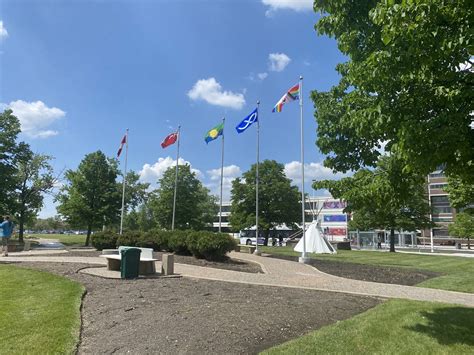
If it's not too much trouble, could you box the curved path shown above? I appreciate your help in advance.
[2,250,474,307]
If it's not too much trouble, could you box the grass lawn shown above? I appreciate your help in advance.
[0,264,84,354]
[260,247,474,293]
[25,233,88,246]
[262,299,474,355]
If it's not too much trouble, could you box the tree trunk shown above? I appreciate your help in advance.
[468,237,471,250]
[85,224,92,246]
[18,211,24,244]
[389,228,396,253]
[263,230,270,246]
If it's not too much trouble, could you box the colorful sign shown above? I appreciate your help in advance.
[323,201,346,209]
[327,228,346,236]
[323,215,347,222]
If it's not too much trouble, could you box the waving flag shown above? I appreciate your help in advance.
[117,134,127,158]
[161,131,178,148]
[272,83,300,112]
[235,108,258,134]
[205,122,224,144]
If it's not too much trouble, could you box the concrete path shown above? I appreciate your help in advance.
[2,251,474,308]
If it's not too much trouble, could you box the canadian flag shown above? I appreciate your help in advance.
[117,134,127,158]
[161,132,178,148]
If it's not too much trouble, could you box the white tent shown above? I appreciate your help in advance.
[294,221,337,254]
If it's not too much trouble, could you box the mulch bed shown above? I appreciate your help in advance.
[8,262,382,354]
[264,253,441,286]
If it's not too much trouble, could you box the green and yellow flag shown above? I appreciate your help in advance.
[205,122,224,144]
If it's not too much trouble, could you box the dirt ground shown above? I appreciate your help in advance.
[9,262,381,354]
[265,254,441,286]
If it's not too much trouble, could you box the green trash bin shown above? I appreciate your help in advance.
[121,248,141,279]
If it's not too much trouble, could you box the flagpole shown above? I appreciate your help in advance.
[219,118,225,233]
[299,76,309,263]
[254,101,261,255]
[172,126,180,231]
[119,129,129,235]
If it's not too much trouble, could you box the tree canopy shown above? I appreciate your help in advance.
[449,212,473,249]
[149,164,217,230]
[230,160,300,244]
[445,176,474,214]
[57,151,121,245]
[314,156,432,252]
[312,0,473,183]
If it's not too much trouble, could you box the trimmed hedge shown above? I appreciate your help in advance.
[91,229,236,260]
[91,231,119,251]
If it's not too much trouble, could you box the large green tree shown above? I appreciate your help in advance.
[449,212,474,249]
[312,0,473,182]
[0,109,29,214]
[13,150,55,242]
[445,176,474,214]
[315,156,432,252]
[230,160,300,245]
[121,171,150,211]
[150,164,217,230]
[57,151,121,245]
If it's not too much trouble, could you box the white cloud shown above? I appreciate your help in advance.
[139,156,202,187]
[206,164,242,201]
[284,161,351,186]
[257,72,268,80]
[268,53,291,72]
[7,100,65,139]
[187,77,245,110]
[0,21,8,40]
[262,0,313,17]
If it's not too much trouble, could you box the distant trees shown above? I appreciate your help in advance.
[449,213,474,249]
[315,156,432,252]
[230,160,300,245]
[149,164,217,230]
[57,151,121,246]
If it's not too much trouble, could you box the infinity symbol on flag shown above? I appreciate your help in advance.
[237,112,257,131]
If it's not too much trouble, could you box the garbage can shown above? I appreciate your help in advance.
[456,242,462,250]
[120,248,141,279]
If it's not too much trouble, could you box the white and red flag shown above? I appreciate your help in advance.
[117,134,127,157]
[161,131,178,148]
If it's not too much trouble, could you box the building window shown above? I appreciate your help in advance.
[432,216,453,222]
[433,229,449,237]
[429,184,448,190]
[429,172,445,178]
[432,207,452,214]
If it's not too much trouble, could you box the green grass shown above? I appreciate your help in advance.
[0,264,84,354]
[262,299,474,355]
[261,247,474,293]
[25,233,88,246]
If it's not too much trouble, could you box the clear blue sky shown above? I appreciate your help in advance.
[1,0,349,217]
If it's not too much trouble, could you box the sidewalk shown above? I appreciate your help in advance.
[2,251,474,308]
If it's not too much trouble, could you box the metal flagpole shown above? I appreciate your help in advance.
[119,129,129,235]
[299,76,308,263]
[254,101,261,255]
[219,118,225,233]
[172,126,180,231]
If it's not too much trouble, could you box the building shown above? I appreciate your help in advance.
[425,170,456,243]
[213,197,350,242]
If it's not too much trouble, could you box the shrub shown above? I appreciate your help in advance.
[137,229,170,251]
[187,231,236,260]
[91,231,119,251]
[167,230,191,255]
[116,231,142,247]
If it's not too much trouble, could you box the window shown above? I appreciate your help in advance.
[429,172,445,178]
[432,216,453,222]
[432,207,452,214]
[433,229,449,237]
[429,184,448,190]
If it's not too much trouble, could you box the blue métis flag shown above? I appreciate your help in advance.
[235,108,258,134]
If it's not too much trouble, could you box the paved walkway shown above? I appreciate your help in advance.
[2,251,474,308]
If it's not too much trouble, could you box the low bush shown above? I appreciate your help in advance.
[137,229,170,251]
[116,231,141,247]
[167,230,191,255]
[187,231,236,260]
[91,231,119,250]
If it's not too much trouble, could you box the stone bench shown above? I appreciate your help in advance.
[100,247,158,275]
[238,245,256,254]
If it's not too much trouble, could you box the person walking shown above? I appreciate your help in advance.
[0,216,14,256]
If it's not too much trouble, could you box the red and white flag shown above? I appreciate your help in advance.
[117,134,127,158]
[161,132,178,148]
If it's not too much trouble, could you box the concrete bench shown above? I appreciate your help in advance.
[100,246,158,275]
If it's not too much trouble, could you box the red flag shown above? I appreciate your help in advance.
[161,132,178,148]
[117,134,127,157]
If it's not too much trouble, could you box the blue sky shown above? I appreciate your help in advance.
[1,0,349,217]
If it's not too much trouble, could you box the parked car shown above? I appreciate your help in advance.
[239,236,265,246]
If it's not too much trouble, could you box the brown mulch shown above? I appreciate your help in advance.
[8,262,382,354]
[265,253,441,286]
